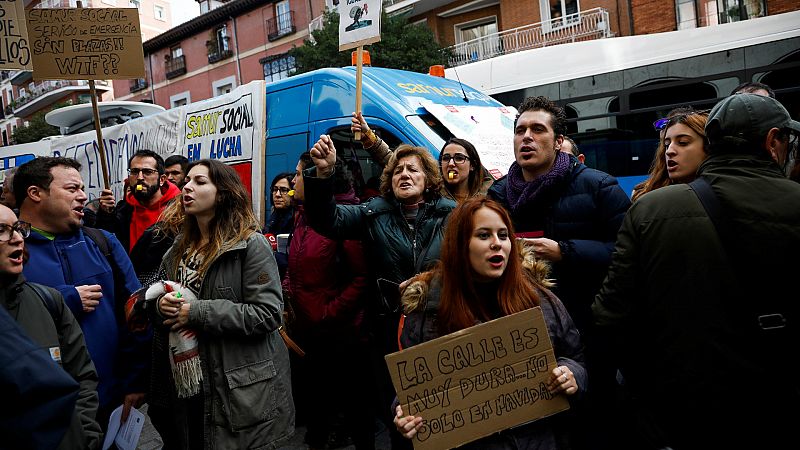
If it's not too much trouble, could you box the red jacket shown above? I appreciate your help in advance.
[282,190,369,342]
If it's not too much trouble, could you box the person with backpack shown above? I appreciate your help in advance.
[14,156,147,431]
[0,203,102,449]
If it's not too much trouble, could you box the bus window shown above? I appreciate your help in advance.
[327,125,404,200]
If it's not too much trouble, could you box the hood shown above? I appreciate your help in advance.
[126,180,181,210]
[400,243,553,314]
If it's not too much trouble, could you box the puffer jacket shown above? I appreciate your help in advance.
[399,245,586,450]
[1,275,102,450]
[152,232,294,450]
[303,170,456,312]
[488,159,630,332]
[592,153,800,447]
[282,189,369,343]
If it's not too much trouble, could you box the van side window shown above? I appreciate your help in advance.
[328,126,404,201]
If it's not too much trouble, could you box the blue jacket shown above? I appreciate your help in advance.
[488,161,630,332]
[23,228,145,407]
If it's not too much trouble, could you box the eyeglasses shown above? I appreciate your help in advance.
[653,109,711,131]
[0,220,31,242]
[441,153,471,164]
[128,168,159,177]
[271,186,291,195]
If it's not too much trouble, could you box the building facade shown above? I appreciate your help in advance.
[0,0,183,147]
[113,0,325,109]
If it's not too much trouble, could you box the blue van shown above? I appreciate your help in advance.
[265,66,509,203]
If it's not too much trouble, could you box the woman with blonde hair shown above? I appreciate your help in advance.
[147,159,294,449]
[632,108,710,201]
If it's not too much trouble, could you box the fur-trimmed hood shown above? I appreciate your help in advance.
[401,242,554,314]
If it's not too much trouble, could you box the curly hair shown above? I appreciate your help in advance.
[379,145,442,201]
[516,96,567,137]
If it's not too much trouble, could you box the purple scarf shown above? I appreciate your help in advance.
[505,151,573,215]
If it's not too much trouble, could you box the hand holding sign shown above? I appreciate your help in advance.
[310,135,337,179]
[394,404,423,439]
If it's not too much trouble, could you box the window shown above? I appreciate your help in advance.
[540,0,580,27]
[171,46,183,59]
[677,0,698,29]
[717,0,765,24]
[276,0,291,34]
[154,5,166,21]
[455,17,499,62]
[262,54,295,83]
[170,91,191,108]
[216,25,229,52]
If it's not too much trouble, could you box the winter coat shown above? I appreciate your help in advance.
[1,275,102,450]
[304,171,456,296]
[399,246,586,450]
[153,232,294,450]
[23,228,145,408]
[282,190,369,343]
[592,153,800,447]
[488,160,630,332]
[95,181,181,252]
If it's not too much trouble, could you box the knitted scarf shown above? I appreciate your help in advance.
[504,151,573,215]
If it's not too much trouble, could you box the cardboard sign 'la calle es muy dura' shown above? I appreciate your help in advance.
[385,307,570,450]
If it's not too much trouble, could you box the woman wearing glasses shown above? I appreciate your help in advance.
[352,113,492,203]
[267,172,295,279]
[632,108,710,201]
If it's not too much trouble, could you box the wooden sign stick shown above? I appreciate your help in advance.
[354,45,363,141]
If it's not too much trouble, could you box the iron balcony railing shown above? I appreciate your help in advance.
[446,7,612,67]
[267,10,296,41]
[165,55,187,79]
[13,80,108,110]
[130,78,148,92]
[208,36,233,64]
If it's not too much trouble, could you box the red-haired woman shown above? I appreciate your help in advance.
[395,197,586,449]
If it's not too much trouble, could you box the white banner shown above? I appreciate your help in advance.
[422,102,518,179]
[0,81,268,222]
[338,0,381,51]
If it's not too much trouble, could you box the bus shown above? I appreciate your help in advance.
[446,11,800,194]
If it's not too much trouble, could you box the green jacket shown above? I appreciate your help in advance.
[0,275,102,450]
[154,232,294,450]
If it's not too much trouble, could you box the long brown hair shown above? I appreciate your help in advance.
[632,108,709,201]
[435,197,540,334]
[440,138,483,200]
[160,159,259,277]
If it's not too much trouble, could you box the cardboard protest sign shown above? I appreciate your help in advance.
[385,307,569,450]
[0,0,31,69]
[26,7,144,79]
[423,102,517,179]
[338,0,381,51]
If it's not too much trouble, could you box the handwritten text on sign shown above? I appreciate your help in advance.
[26,8,144,79]
[0,0,31,69]
[385,308,569,450]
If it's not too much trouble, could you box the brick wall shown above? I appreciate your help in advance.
[631,0,676,35]
[768,0,800,15]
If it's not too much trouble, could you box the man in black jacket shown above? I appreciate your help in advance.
[0,204,102,449]
[593,94,800,448]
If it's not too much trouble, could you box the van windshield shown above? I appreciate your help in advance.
[407,114,449,152]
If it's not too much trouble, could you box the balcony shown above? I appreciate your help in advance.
[207,37,234,64]
[446,8,612,67]
[11,80,110,118]
[130,78,148,92]
[267,11,296,42]
[165,55,187,79]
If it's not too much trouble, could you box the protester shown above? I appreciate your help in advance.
[593,93,800,448]
[730,80,775,98]
[284,152,373,450]
[147,159,294,449]
[95,149,181,253]
[266,172,295,280]
[164,154,189,188]
[0,204,101,450]
[351,112,493,202]
[487,96,630,449]
[395,197,585,448]
[560,136,585,164]
[1,167,16,211]
[14,156,146,429]
[305,135,456,448]
[632,108,709,201]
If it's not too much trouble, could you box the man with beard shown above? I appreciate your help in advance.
[95,150,181,254]
[487,96,630,449]
[13,157,146,430]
